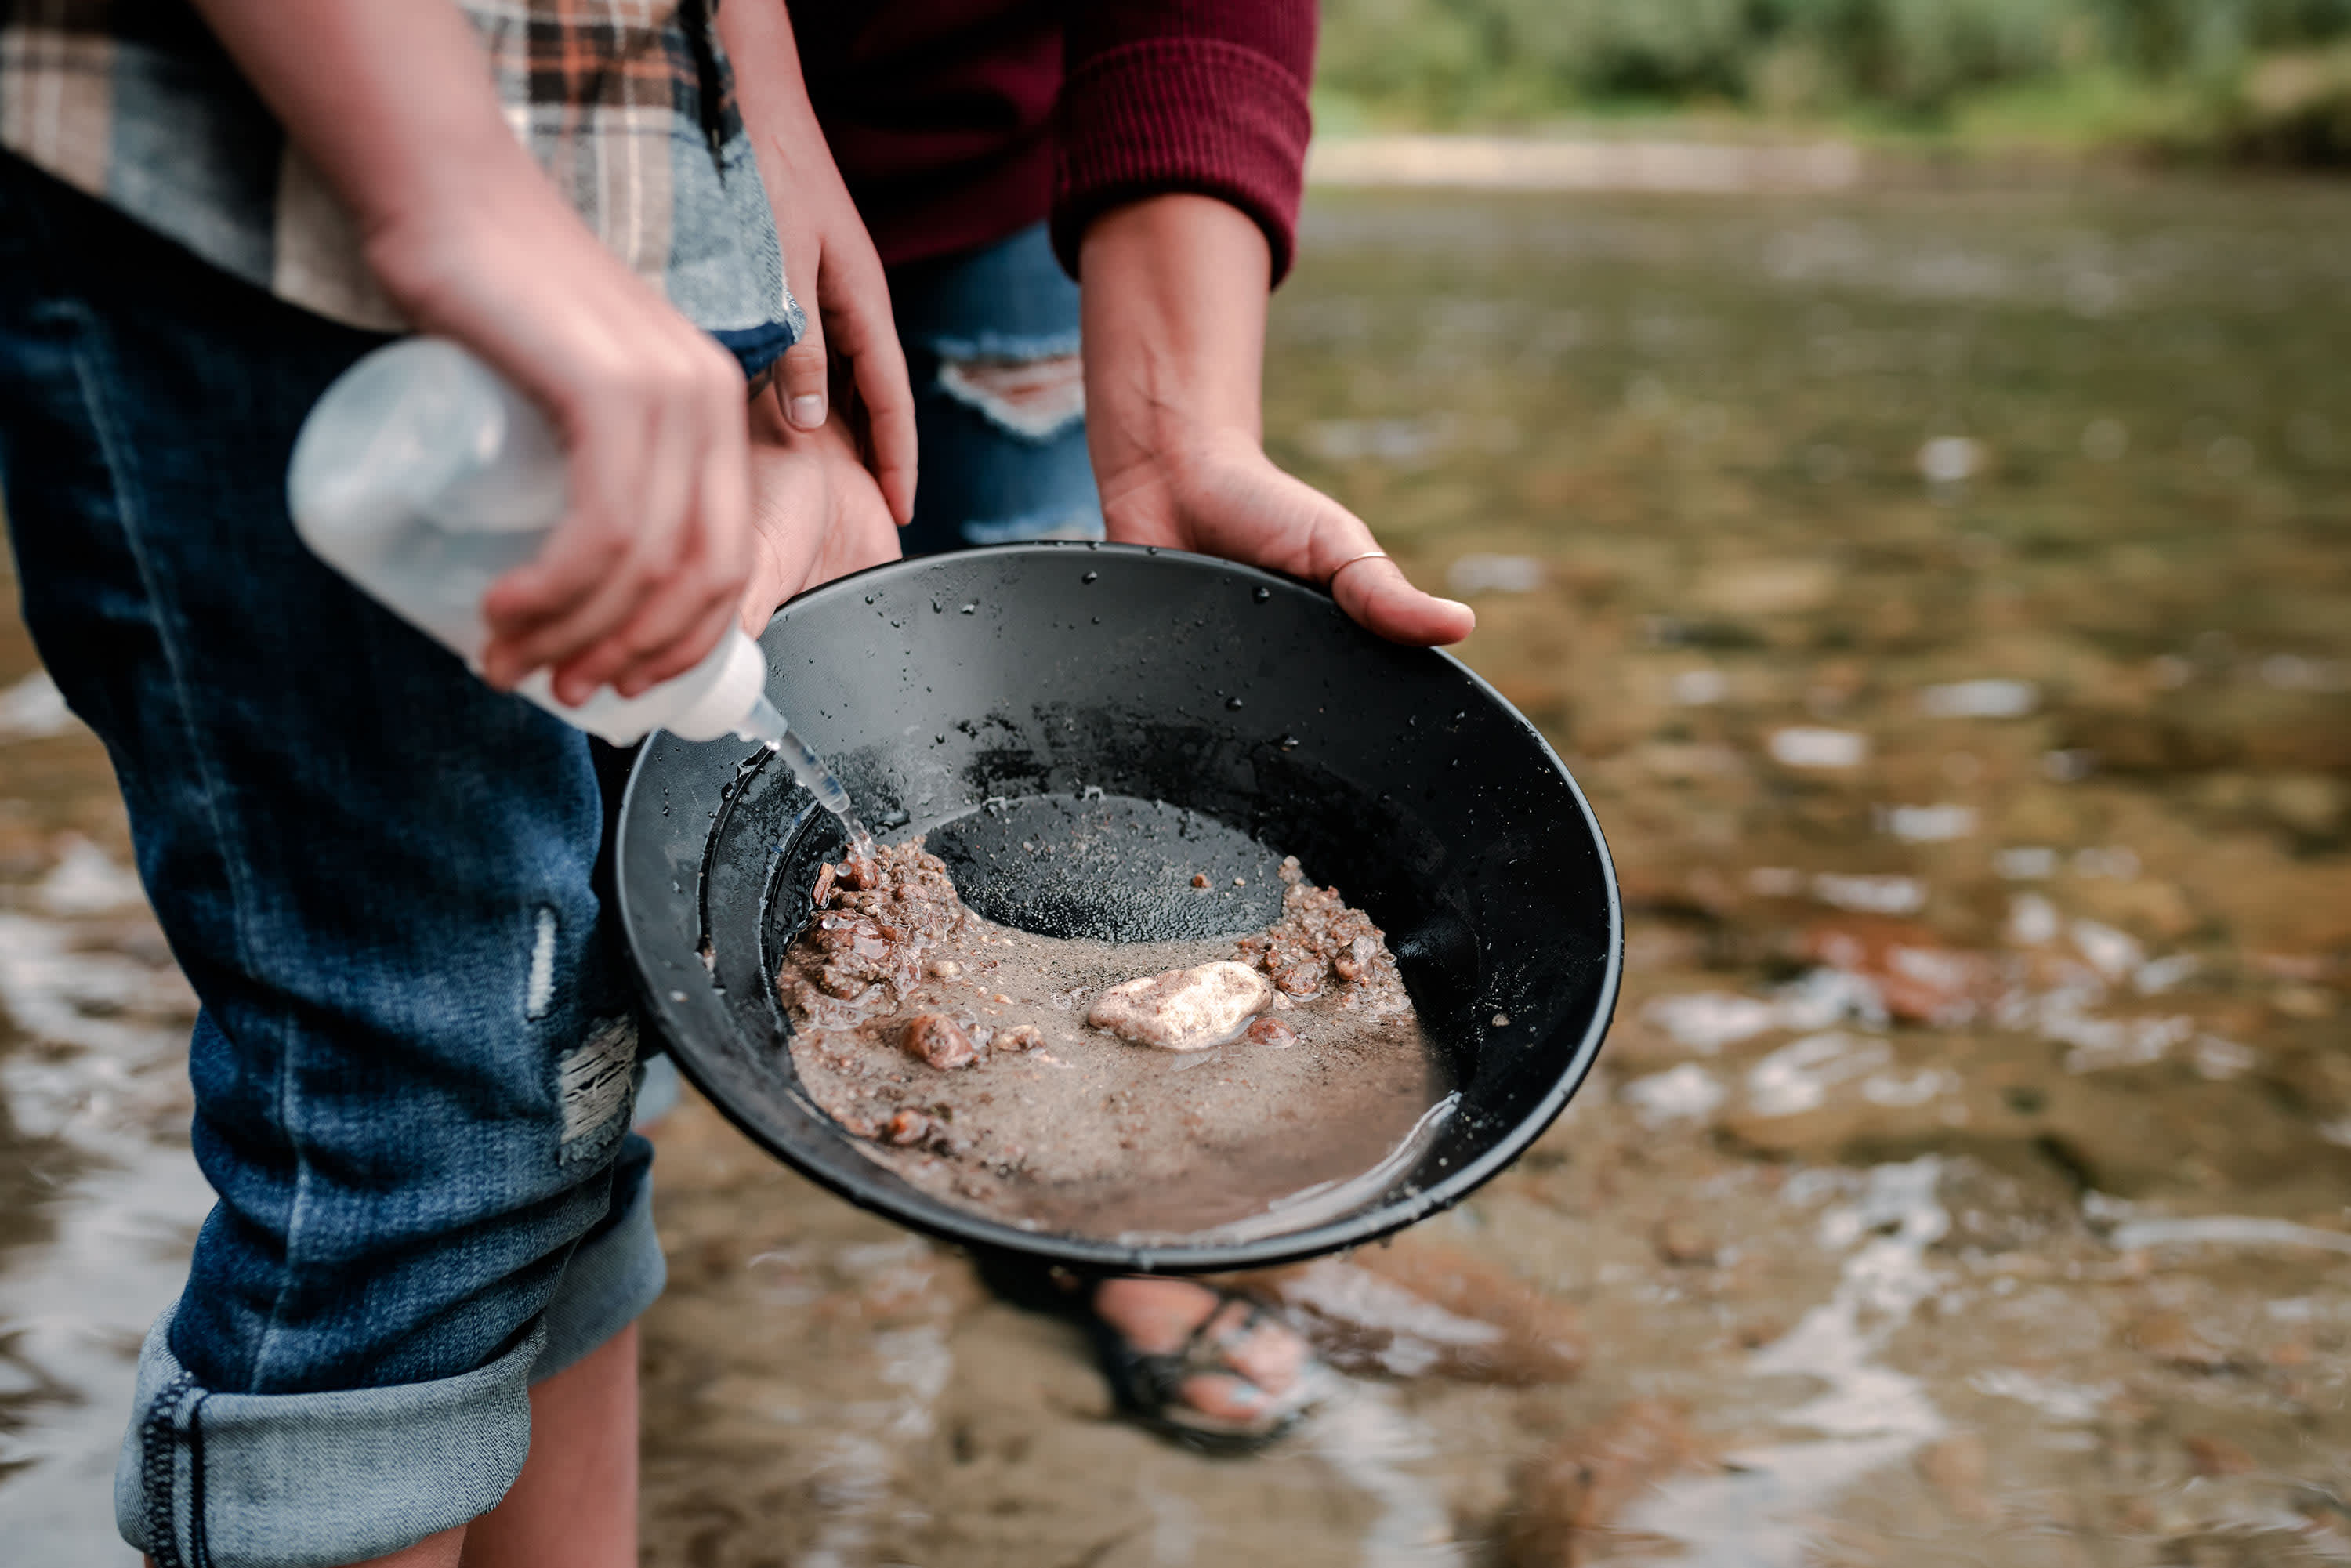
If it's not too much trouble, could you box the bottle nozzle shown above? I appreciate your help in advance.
[733,692,790,748]
[731,688,873,856]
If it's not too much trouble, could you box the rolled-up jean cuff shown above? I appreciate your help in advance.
[115,1175,665,1566]
[534,1164,667,1382]
[115,1307,544,1568]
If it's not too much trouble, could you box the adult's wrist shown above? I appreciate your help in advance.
[1078,194,1272,483]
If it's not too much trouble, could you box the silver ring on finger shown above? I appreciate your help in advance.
[1326,549,1389,589]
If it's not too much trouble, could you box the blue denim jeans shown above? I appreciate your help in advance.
[890,222,1104,556]
[0,156,686,1567]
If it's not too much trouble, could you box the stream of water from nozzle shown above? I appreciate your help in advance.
[735,693,876,860]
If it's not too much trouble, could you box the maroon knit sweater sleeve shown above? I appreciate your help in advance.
[1052,1,1317,284]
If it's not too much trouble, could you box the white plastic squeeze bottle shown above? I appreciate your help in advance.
[288,339,871,837]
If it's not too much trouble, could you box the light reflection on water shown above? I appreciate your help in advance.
[1625,1160,1950,1566]
[0,905,206,1564]
[2,172,2349,1564]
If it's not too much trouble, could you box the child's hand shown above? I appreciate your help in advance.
[364,181,758,704]
[736,388,904,634]
[190,0,766,707]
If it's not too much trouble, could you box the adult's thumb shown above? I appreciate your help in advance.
[777,317,828,430]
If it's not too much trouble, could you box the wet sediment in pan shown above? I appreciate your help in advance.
[776,841,1453,1241]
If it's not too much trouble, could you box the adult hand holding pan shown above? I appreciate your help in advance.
[616,542,1620,1273]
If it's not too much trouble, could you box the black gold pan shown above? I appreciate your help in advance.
[615,542,1620,1273]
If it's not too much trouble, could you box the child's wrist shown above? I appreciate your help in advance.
[356,155,588,317]
[354,140,542,244]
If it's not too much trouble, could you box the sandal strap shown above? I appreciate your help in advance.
[1174,1297,1274,1380]
[1089,1288,1317,1454]
[1104,1290,1275,1409]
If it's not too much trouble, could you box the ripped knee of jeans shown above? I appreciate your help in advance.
[557,1016,639,1163]
[936,351,1085,442]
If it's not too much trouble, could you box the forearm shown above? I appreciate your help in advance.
[1079,194,1271,487]
[712,0,918,516]
[714,0,827,212]
[1076,194,1474,645]
[187,0,563,241]
[191,0,764,702]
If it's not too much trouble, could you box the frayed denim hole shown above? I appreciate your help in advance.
[556,1016,639,1164]
[935,353,1086,444]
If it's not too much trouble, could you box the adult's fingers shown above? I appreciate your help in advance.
[1185,456,1476,649]
[820,260,918,526]
[734,399,831,632]
[1297,488,1475,647]
[806,453,906,588]
[777,311,829,432]
[736,400,909,635]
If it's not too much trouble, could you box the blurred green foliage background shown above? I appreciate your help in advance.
[1317,0,2351,162]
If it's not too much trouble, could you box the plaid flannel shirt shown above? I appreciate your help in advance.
[0,0,799,359]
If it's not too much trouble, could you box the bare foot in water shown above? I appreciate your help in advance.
[1092,1275,1313,1436]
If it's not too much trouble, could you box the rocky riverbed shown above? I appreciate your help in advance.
[2,174,2347,1564]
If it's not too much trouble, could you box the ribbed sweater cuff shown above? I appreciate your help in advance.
[1051,37,1313,285]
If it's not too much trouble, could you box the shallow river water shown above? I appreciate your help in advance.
[2,172,2347,1564]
